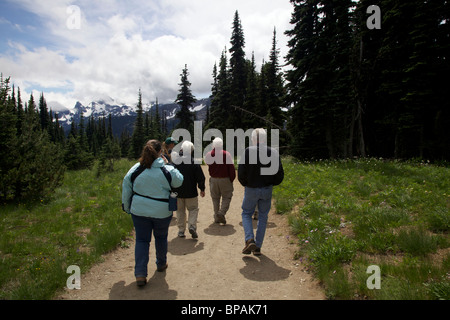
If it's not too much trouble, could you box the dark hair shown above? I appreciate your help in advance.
[139,140,162,168]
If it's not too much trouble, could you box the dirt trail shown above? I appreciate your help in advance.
[57,166,324,300]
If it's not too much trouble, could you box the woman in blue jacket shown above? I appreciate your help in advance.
[122,140,183,287]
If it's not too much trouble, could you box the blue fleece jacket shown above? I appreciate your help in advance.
[122,158,184,219]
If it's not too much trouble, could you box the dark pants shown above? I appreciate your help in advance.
[131,214,172,277]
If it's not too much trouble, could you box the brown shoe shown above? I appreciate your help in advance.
[242,239,257,254]
[136,277,147,287]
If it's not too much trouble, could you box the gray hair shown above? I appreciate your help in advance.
[181,140,194,155]
[252,128,267,145]
[212,137,223,150]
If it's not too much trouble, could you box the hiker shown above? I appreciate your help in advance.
[173,141,206,239]
[238,128,284,256]
[204,137,236,225]
[162,137,178,163]
[122,140,184,287]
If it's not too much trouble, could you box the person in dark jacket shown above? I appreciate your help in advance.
[238,128,284,255]
[173,141,206,238]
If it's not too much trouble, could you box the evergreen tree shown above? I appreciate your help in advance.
[0,76,65,200]
[153,98,162,140]
[0,76,18,199]
[39,92,49,131]
[242,53,259,128]
[285,0,356,159]
[265,28,285,129]
[120,128,132,157]
[128,89,147,159]
[175,64,196,135]
[16,87,24,136]
[64,112,94,170]
[229,10,247,128]
[285,0,325,158]
[209,49,231,132]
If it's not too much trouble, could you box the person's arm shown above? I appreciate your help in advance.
[237,149,248,187]
[226,151,236,182]
[170,167,184,189]
[272,152,284,186]
[195,164,206,192]
[121,164,139,213]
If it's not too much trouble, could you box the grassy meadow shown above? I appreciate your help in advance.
[0,156,449,300]
[0,159,136,300]
[273,157,450,300]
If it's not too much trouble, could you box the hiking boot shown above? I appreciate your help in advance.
[217,214,227,225]
[242,239,257,254]
[157,263,168,272]
[136,277,147,287]
[214,214,220,223]
[189,226,198,239]
[253,247,261,256]
[178,231,186,238]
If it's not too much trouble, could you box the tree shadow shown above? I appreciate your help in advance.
[238,219,277,229]
[109,271,177,300]
[239,255,291,282]
[168,236,204,256]
[203,223,236,236]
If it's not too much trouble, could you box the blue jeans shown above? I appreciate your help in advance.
[131,214,172,277]
[241,186,273,249]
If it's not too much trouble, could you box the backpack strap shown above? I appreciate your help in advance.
[160,166,172,186]
[130,164,174,204]
[131,165,146,184]
[131,165,173,186]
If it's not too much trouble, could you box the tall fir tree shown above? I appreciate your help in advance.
[229,10,247,128]
[264,28,286,130]
[175,64,196,136]
[0,76,18,199]
[39,92,49,131]
[209,49,231,132]
[128,89,146,159]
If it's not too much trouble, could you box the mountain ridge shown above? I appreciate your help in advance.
[55,97,211,136]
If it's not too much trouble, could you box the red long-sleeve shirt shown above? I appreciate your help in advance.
[205,149,236,182]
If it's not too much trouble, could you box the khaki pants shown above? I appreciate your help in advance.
[176,197,199,232]
[209,177,234,218]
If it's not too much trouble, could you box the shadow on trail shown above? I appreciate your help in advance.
[168,236,204,256]
[203,223,236,236]
[109,271,177,300]
[240,255,291,282]
[238,219,277,229]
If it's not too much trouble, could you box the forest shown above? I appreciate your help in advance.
[1,0,449,202]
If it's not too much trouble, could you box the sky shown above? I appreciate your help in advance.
[0,0,294,111]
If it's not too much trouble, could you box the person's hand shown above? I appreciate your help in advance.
[200,191,205,198]
[161,155,169,164]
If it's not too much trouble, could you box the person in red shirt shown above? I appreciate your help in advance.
[204,138,236,224]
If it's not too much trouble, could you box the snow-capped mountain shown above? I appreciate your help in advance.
[55,97,210,135]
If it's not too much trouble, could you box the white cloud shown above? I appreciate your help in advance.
[0,0,293,109]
